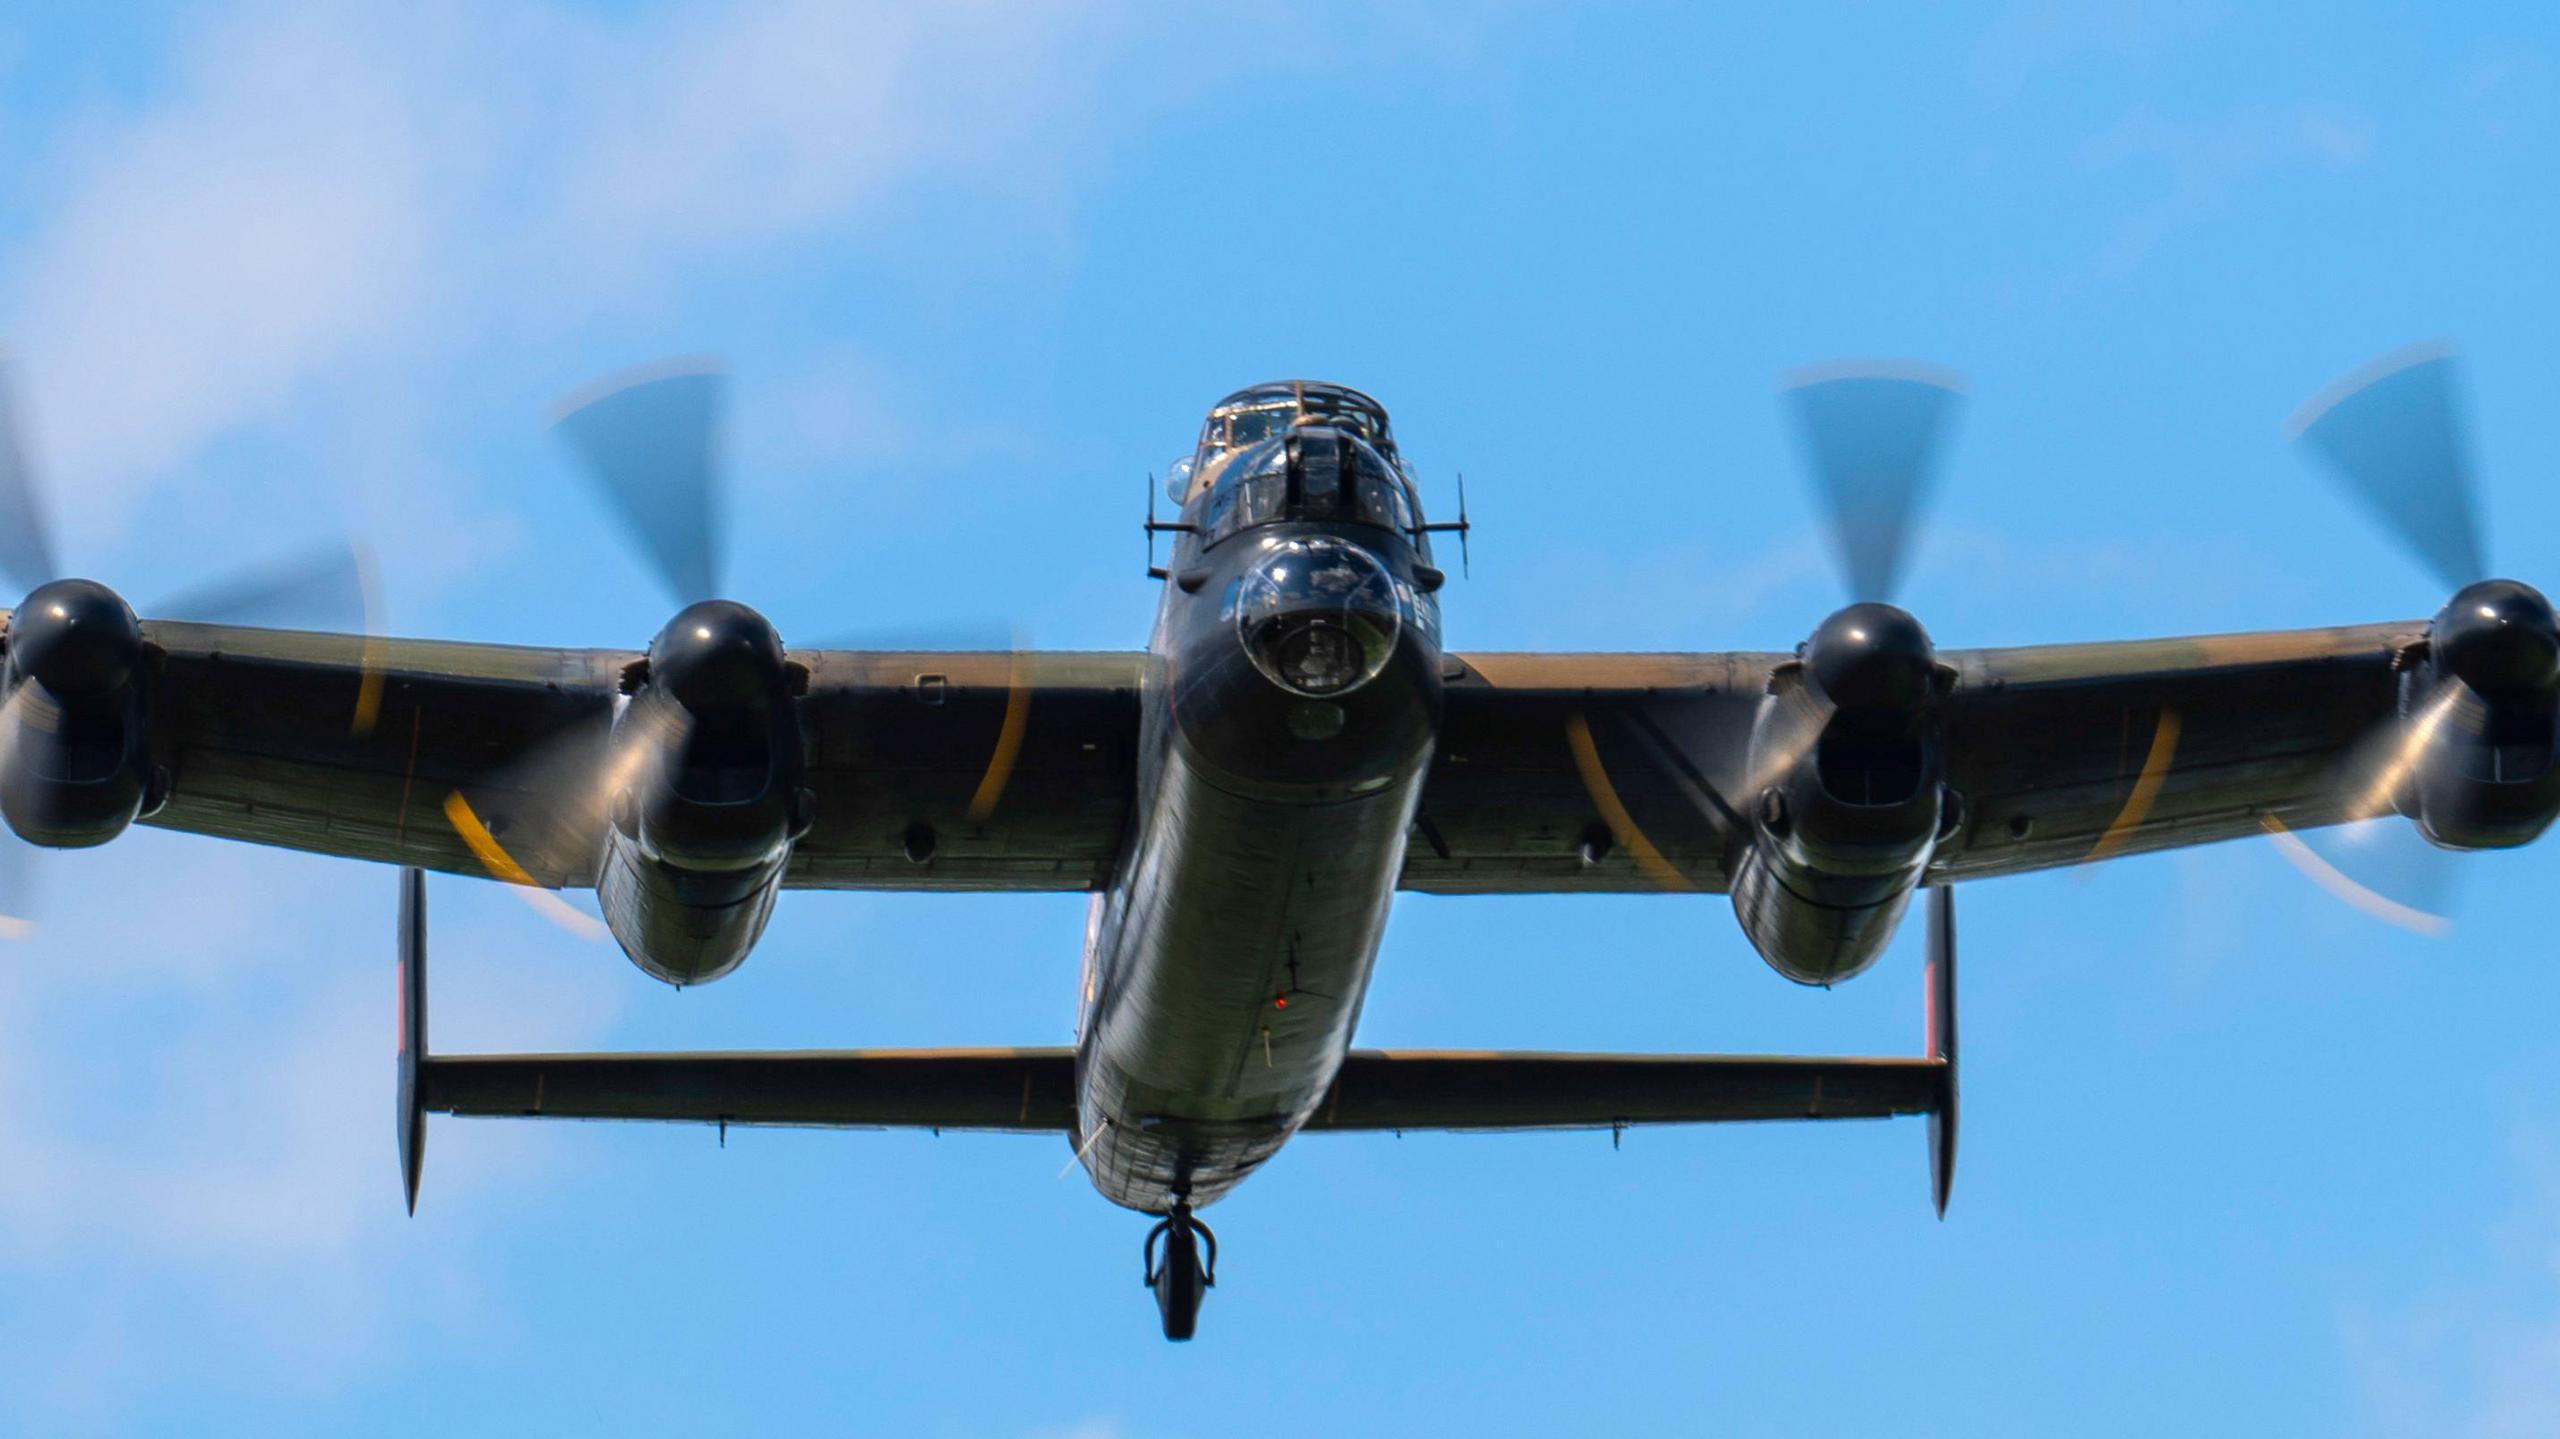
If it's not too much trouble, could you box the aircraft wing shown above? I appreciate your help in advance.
[1408,621,2417,892]
[136,616,2415,896]
[138,619,1142,891]
[418,1047,1945,1132]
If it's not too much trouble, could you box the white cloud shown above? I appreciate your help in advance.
[0,0,1128,588]
[2065,103,2375,286]
[2342,1129,2560,1438]
[0,834,629,1419]
[0,837,626,1259]
[9,7,444,548]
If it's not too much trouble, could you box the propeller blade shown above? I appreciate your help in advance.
[0,690,34,939]
[551,357,727,606]
[152,538,376,632]
[2262,814,2455,939]
[441,694,693,937]
[2287,341,2487,592]
[0,685,45,939]
[0,358,61,594]
[0,830,35,941]
[1782,360,1965,602]
[1742,675,1833,799]
[2264,674,2480,937]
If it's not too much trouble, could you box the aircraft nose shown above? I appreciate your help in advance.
[1233,537,1403,699]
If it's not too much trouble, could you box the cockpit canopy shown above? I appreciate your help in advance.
[1172,376,1433,555]
[1171,381,1429,554]
[1198,381,1396,459]
[1193,425,1420,549]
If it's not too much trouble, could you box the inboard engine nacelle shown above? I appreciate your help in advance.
[1733,602,1953,986]
[597,599,814,987]
[0,579,167,848]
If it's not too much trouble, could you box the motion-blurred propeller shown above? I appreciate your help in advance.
[491,357,1037,930]
[1584,362,1970,891]
[1748,361,1967,796]
[2288,342,2485,593]
[2280,341,2515,935]
[1782,360,1966,603]
[551,358,727,607]
[443,693,695,938]
[0,358,382,937]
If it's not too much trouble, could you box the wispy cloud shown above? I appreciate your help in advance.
[1968,0,2230,103]
[1,0,1130,582]
[2342,1126,2560,1438]
[2063,102,2374,288]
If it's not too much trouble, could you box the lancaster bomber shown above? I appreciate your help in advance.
[0,347,2542,1339]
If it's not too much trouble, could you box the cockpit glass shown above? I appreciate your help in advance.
[1299,442,1341,518]
[1240,464,1286,526]
[1190,385,1423,549]
[1222,407,1292,449]
[1300,395,1386,447]
[1353,462,1410,532]
[1201,384,1394,461]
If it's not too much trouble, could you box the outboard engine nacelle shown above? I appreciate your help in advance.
[596,600,814,986]
[1734,603,1950,985]
[0,579,164,848]
[2403,579,2560,850]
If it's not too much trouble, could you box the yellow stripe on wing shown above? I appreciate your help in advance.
[1564,710,1689,891]
[2085,708,2181,865]
[966,649,1032,823]
[442,790,607,939]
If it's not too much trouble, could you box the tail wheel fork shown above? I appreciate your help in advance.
[1141,1203,1217,1341]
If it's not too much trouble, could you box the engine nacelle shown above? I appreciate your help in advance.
[0,579,164,848]
[597,600,813,986]
[2405,579,2560,850]
[596,830,787,987]
[1734,603,1949,985]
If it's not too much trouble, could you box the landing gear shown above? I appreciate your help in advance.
[1141,1203,1217,1340]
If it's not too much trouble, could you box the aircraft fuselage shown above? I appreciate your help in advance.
[1072,401,1446,1212]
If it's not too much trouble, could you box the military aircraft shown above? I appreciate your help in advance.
[0,345,2542,1340]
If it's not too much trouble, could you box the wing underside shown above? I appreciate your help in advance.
[136,619,1141,891]
[129,617,2415,896]
[1409,623,2416,893]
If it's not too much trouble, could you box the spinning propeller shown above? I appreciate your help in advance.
[1747,362,1968,797]
[1579,360,1970,894]
[1785,360,1967,607]
[2277,342,2551,936]
[552,358,729,607]
[0,358,379,938]
[446,356,1033,934]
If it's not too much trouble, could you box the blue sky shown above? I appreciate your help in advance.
[1,2,2558,1433]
